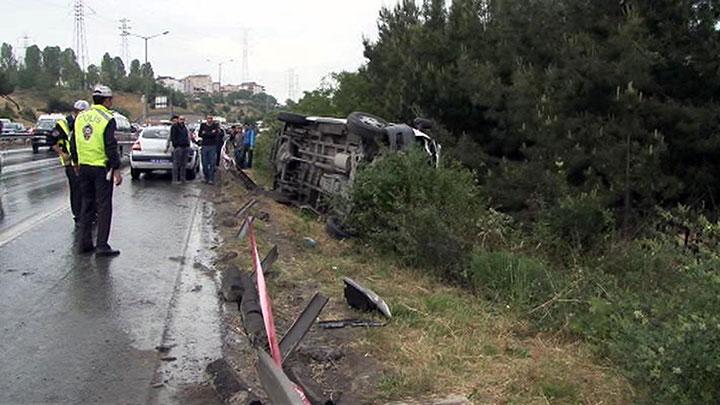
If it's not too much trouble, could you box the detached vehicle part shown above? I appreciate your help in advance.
[343,277,392,319]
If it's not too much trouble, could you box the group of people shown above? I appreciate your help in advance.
[50,86,259,256]
[229,123,256,170]
[51,85,122,257]
[166,115,257,185]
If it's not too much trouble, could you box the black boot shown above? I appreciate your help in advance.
[96,244,120,257]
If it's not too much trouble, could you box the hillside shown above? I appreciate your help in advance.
[2,89,195,125]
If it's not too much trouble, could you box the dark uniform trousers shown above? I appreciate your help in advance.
[64,166,83,221]
[78,165,113,248]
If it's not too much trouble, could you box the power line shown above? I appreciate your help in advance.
[119,18,131,68]
[72,0,89,71]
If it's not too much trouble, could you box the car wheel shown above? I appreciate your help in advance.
[347,112,388,142]
[32,145,39,154]
[277,112,309,126]
[130,168,140,180]
[186,168,196,180]
[326,216,356,240]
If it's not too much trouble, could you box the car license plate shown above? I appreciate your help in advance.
[151,159,169,163]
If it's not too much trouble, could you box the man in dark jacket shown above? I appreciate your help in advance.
[198,115,222,184]
[230,125,246,168]
[166,115,191,184]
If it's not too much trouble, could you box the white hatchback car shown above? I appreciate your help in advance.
[130,126,199,180]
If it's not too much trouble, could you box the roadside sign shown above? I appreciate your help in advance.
[155,96,168,109]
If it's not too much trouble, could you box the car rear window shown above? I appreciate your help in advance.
[142,128,170,139]
[36,119,56,130]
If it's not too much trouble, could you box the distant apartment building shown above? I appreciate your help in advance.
[240,81,266,95]
[220,84,242,94]
[182,74,213,94]
[156,76,184,93]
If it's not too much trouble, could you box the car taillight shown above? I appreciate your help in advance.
[132,141,141,151]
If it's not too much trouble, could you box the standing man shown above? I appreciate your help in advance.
[71,85,122,256]
[198,115,221,184]
[51,100,89,224]
[166,115,191,184]
[231,125,246,168]
[243,123,257,169]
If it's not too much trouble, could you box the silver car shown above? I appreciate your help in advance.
[129,126,199,180]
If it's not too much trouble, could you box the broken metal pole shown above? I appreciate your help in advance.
[255,349,306,405]
[233,168,259,191]
[279,293,329,362]
[235,198,258,218]
[236,217,250,239]
[260,245,279,274]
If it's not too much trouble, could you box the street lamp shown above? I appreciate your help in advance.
[131,30,170,65]
[207,58,234,90]
[130,30,169,122]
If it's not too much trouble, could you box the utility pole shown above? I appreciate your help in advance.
[287,69,299,101]
[72,0,89,72]
[241,29,250,82]
[119,18,131,68]
[207,58,234,91]
[16,34,31,64]
[130,30,170,122]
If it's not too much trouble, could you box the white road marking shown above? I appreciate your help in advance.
[0,147,33,156]
[0,204,69,248]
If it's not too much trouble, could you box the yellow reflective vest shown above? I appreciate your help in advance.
[74,105,112,167]
[56,118,71,166]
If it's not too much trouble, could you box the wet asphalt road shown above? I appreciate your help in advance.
[0,149,223,404]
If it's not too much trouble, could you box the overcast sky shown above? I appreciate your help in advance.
[1,0,399,100]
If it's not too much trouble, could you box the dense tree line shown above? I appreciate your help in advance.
[295,0,720,230]
[0,42,186,110]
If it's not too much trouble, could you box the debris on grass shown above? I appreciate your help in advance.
[343,277,392,318]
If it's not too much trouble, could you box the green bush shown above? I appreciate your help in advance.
[345,149,484,278]
[536,192,613,255]
[466,251,555,310]
[253,116,282,186]
[561,239,720,404]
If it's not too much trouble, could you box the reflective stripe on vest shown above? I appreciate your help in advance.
[74,105,111,167]
[57,118,71,166]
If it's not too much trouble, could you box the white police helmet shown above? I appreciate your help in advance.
[92,85,113,98]
[73,100,90,111]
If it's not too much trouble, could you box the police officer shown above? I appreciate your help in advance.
[70,85,122,256]
[51,100,90,224]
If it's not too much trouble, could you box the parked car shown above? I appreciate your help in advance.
[269,111,440,214]
[0,118,11,134]
[113,113,136,156]
[129,126,199,180]
[1,122,28,135]
[31,114,65,153]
